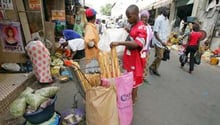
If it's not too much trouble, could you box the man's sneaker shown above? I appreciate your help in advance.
[188,70,192,74]
[180,63,184,68]
[153,71,161,76]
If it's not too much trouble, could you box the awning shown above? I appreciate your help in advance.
[176,0,194,7]
[141,0,172,10]
[154,0,172,8]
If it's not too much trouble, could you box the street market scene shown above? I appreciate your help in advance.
[0,0,220,125]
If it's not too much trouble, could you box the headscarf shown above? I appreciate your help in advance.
[62,29,81,41]
[140,10,150,19]
[85,8,97,18]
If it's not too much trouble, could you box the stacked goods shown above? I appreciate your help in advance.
[85,73,101,87]
[210,57,219,65]
[98,47,121,79]
[86,47,133,125]
[72,65,92,92]
[71,47,121,92]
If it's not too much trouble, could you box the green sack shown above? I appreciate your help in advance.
[26,93,47,110]
[35,86,59,98]
[9,97,26,117]
[20,87,34,98]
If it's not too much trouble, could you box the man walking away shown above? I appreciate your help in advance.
[149,7,170,76]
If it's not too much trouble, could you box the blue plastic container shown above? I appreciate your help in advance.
[23,96,57,124]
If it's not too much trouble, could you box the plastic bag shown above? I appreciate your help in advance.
[101,72,134,125]
[98,28,127,55]
[19,87,34,98]
[9,97,27,117]
[86,85,119,125]
[26,93,47,110]
[115,72,134,125]
[1,63,20,71]
[179,53,187,64]
[35,86,59,98]
[61,68,73,80]
[194,51,202,65]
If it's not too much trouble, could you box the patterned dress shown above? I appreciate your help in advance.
[25,40,53,83]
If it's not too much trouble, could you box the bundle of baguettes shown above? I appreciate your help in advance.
[73,66,92,91]
[98,47,121,78]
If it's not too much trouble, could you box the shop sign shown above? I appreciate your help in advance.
[0,22,25,53]
[29,0,40,10]
[51,10,65,21]
[0,0,14,10]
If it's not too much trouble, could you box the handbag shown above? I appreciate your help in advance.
[162,47,170,61]
[194,51,202,65]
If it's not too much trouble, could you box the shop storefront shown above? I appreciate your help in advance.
[0,0,81,64]
[0,0,29,63]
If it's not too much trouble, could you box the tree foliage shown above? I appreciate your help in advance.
[100,3,112,16]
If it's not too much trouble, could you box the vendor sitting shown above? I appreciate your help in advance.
[167,32,179,45]
[60,30,85,60]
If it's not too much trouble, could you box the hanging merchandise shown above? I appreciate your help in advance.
[0,22,25,53]
[0,10,5,20]
[52,10,66,21]
[28,0,41,10]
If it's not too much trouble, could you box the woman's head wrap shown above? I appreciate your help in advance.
[140,10,150,19]
[85,8,97,18]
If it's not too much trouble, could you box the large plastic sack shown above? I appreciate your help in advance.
[26,93,47,110]
[86,85,119,125]
[102,72,134,125]
[19,87,34,98]
[35,86,59,98]
[9,97,27,117]
[115,72,134,125]
[98,28,128,55]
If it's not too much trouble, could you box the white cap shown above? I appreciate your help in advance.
[59,38,66,44]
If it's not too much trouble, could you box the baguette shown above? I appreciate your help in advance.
[111,47,121,77]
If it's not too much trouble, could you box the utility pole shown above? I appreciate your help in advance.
[83,0,85,7]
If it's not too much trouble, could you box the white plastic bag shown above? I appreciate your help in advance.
[1,63,20,71]
[98,28,128,55]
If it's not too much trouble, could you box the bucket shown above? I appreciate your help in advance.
[210,58,219,65]
[23,96,57,124]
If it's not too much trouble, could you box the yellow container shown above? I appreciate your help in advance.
[210,58,219,65]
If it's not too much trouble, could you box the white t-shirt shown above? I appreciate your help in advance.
[68,38,85,51]
[152,14,170,48]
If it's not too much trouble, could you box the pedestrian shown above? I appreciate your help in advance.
[180,23,202,73]
[149,7,170,76]
[110,4,147,104]
[25,39,53,84]
[73,17,84,37]
[84,8,100,60]
[100,19,107,35]
[140,10,153,82]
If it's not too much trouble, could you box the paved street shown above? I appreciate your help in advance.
[132,50,220,125]
[54,48,220,125]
